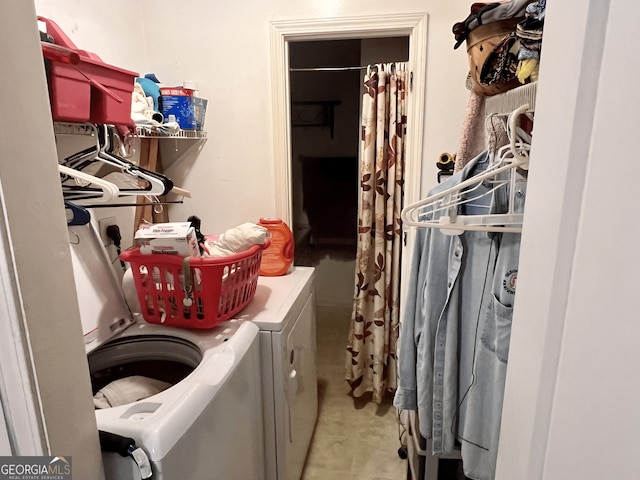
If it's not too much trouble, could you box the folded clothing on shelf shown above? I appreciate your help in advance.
[452,0,536,49]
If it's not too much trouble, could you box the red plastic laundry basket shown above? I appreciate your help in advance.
[120,239,270,329]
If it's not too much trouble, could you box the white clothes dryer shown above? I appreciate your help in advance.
[70,224,265,480]
[237,266,318,480]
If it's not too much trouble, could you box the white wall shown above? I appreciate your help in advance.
[497,0,640,478]
[536,1,640,477]
[144,0,470,234]
[34,0,150,74]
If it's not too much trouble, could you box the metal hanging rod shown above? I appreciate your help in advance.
[290,62,408,73]
[79,200,184,208]
[290,66,368,72]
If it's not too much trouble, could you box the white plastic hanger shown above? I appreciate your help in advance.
[61,124,172,197]
[97,125,173,196]
[401,104,531,235]
[59,164,120,204]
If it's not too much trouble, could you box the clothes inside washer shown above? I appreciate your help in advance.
[93,375,172,409]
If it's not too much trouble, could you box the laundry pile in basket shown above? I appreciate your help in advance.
[134,218,268,258]
[202,223,268,257]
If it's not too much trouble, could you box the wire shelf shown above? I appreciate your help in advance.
[135,127,207,139]
[485,81,537,116]
[53,122,97,136]
[53,123,207,140]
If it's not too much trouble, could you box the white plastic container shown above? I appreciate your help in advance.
[135,222,199,257]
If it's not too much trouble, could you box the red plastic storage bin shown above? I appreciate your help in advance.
[39,16,138,126]
[120,239,270,329]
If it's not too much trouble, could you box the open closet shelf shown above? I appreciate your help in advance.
[485,81,537,116]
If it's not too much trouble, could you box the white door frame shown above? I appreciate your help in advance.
[270,13,429,226]
[0,189,48,456]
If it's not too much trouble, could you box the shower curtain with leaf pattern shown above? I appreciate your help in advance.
[346,62,407,404]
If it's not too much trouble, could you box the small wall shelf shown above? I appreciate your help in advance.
[134,126,208,173]
[53,122,208,140]
[53,122,96,136]
[291,101,340,139]
[135,126,208,139]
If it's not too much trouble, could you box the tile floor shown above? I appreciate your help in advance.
[297,243,407,480]
[301,305,407,480]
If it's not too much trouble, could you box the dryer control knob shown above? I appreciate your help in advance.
[288,369,299,399]
[131,447,152,479]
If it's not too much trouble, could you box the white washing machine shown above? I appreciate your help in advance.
[70,224,265,480]
[237,266,318,480]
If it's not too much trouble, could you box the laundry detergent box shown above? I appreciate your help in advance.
[135,222,200,256]
[159,87,208,130]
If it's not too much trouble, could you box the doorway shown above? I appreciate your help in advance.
[288,37,409,309]
[270,13,429,227]
[270,13,428,306]
[288,39,411,476]
[269,15,428,477]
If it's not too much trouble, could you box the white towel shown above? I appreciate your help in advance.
[93,375,172,409]
[122,268,141,314]
[131,83,160,122]
[204,223,268,257]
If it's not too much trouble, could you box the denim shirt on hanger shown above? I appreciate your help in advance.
[394,149,527,479]
[394,149,528,469]
[459,170,526,480]
[394,151,498,454]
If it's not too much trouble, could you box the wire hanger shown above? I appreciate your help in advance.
[59,164,120,204]
[64,201,91,226]
[60,124,172,197]
[401,103,531,235]
[98,125,174,196]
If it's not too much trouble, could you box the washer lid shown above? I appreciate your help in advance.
[69,225,135,354]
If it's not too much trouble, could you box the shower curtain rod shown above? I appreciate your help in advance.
[289,66,368,72]
[290,63,406,73]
